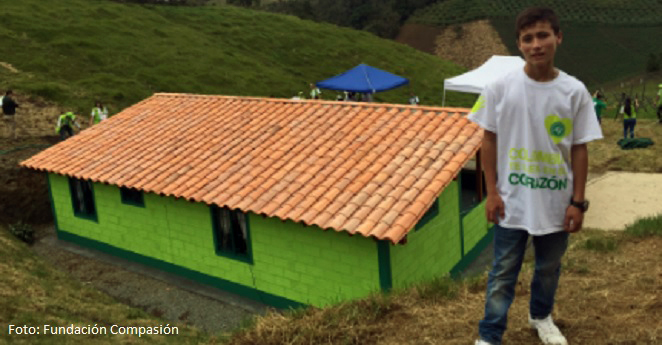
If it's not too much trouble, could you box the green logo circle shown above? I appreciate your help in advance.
[550,122,565,137]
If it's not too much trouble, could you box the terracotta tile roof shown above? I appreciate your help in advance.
[21,94,482,244]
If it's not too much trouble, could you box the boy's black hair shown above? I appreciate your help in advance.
[515,7,560,39]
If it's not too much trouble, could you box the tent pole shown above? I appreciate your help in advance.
[442,88,446,107]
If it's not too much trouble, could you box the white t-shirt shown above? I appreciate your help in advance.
[468,68,603,235]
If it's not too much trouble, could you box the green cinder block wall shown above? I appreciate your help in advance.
[390,181,462,289]
[49,173,379,307]
[462,200,488,255]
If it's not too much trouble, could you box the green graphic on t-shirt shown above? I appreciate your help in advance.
[471,96,485,113]
[544,115,572,144]
[508,147,569,191]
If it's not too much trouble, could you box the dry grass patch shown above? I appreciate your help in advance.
[0,225,212,344]
[227,226,662,345]
[589,118,662,174]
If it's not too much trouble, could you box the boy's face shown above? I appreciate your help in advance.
[517,20,562,69]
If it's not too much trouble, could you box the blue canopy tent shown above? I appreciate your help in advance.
[316,64,409,94]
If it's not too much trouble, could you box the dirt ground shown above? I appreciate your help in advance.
[0,91,67,224]
[584,172,662,230]
[394,23,444,56]
[396,20,510,69]
[29,225,260,335]
[0,136,59,225]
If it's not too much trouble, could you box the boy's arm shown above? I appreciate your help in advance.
[564,144,588,232]
[482,130,504,223]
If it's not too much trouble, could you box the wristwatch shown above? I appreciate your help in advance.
[570,198,590,212]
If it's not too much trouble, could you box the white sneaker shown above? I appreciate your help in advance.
[475,340,494,345]
[528,314,568,345]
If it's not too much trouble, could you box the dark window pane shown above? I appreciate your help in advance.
[232,211,248,254]
[69,178,96,219]
[212,206,250,260]
[120,187,144,206]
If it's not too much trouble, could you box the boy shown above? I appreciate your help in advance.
[468,7,603,345]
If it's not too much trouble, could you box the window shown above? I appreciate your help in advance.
[120,187,144,207]
[459,152,486,215]
[211,206,252,263]
[68,178,97,221]
[415,198,439,231]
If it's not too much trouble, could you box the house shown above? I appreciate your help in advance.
[21,94,491,308]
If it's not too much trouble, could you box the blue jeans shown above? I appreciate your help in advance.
[478,225,569,344]
[623,118,636,138]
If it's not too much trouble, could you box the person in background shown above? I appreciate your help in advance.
[468,7,602,345]
[2,90,20,140]
[622,97,636,139]
[309,83,321,99]
[409,92,420,105]
[592,91,607,124]
[90,101,108,126]
[56,111,81,141]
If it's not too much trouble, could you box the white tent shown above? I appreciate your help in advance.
[442,55,525,106]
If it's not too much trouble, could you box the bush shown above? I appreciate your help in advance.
[9,221,35,244]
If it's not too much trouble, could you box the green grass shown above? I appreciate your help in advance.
[0,225,211,344]
[596,71,662,119]
[227,215,662,344]
[490,19,662,90]
[582,235,618,252]
[407,0,661,90]
[409,0,662,26]
[624,214,662,237]
[0,0,474,115]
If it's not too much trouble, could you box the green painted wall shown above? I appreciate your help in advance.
[462,200,488,255]
[390,181,462,289]
[250,216,379,306]
[49,174,379,307]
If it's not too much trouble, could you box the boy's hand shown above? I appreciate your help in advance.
[485,194,505,224]
[564,205,584,233]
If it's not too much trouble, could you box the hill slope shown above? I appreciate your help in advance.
[0,225,209,344]
[0,0,472,114]
[406,0,662,88]
[226,220,662,344]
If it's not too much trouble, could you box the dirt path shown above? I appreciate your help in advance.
[32,225,266,335]
[0,61,19,73]
[584,172,662,230]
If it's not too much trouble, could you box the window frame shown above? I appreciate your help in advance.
[210,205,253,264]
[68,177,98,222]
[120,187,145,207]
[459,150,486,216]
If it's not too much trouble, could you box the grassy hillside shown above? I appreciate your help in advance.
[490,20,662,89]
[409,0,662,26]
[0,0,473,115]
[408,0,662,89]
[0,226,209,344]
